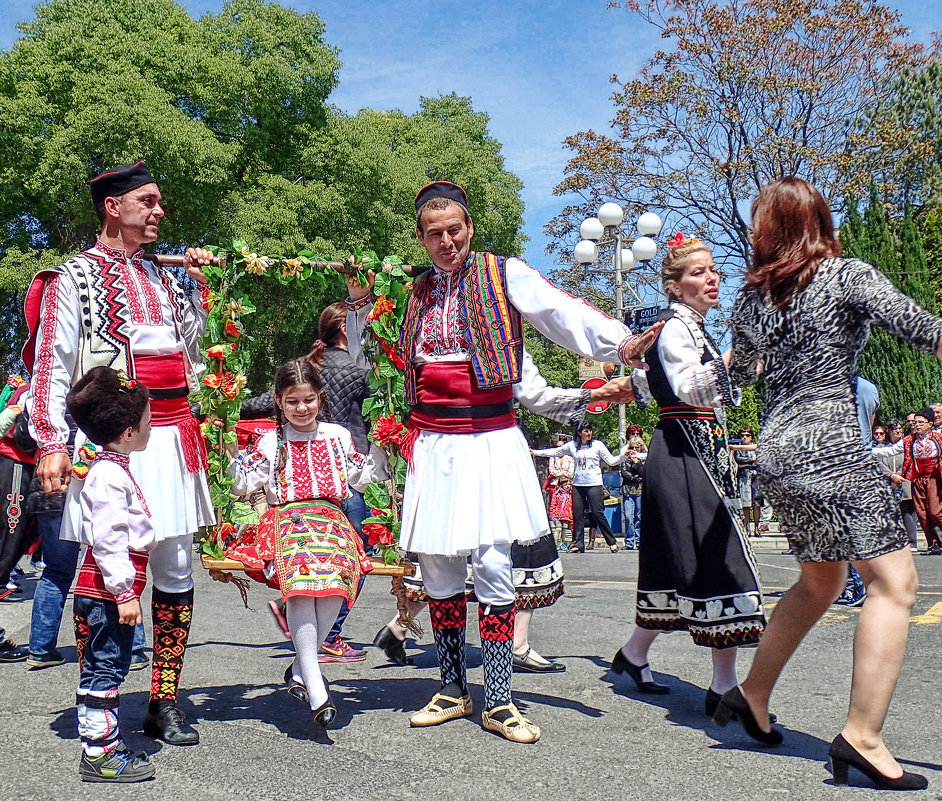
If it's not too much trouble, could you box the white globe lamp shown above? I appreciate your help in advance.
[637,212,662,237]
[574,239,599,264]
[619,248,635,271]
[579,217,605,241]
[631,236,657,262]
[598,202,625,227]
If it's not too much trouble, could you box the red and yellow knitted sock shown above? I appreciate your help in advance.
[150,587,193,703]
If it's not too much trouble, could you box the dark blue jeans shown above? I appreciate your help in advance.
[326,489,369,643]
[622,493,643,547]
[74,595,134,693]
[30,513,146,657]
[29,513,78,658]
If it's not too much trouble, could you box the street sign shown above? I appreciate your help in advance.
[581,378,610,414]
[577,356,616,380]
[628,304,663,334]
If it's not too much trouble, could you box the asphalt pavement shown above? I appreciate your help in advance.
[1,543,940,801]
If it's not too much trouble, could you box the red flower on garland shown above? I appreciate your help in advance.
[224,320,241,338]
[200,285,215,311]
[202,372,223,389]
[366,295,395,321]
[221,372,247,399]
[363,522,394,546]
[380,341,406,370]
[206,343,235,360]
[372,413,405,446]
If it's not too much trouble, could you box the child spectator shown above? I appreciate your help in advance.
[67,366,156,783]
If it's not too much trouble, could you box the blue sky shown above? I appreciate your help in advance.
[2,0,940,279]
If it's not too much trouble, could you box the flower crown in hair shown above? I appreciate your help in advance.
[666,232,686,249]
[115,370,139,393]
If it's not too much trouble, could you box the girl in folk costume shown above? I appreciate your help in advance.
[67,367,157,783]
[227,359,385,728]
[544,433,575,549]
[612,234,765,715]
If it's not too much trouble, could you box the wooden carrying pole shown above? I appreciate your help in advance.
[152,253,423,277]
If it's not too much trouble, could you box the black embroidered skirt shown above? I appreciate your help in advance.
[635,418,765,648]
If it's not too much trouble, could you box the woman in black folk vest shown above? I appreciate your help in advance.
[610,235,765,716]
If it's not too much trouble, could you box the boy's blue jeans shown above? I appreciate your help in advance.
[31,513,145,658]
[74,595,134,692]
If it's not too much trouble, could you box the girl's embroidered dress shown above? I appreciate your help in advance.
[227,422,384,604]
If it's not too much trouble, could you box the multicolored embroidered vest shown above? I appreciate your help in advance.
[22,250,199,391]
[399,252,524,404]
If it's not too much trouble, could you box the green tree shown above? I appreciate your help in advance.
[844,189,942,417]
[862,60,942,213]
[727,384,763,441]
[0,2,527,389]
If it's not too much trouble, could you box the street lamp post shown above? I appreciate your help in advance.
[574,204,663,448]
[575,204,662,541]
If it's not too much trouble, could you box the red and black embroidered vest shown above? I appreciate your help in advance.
[399,252,524,404]
[22,250,198,391]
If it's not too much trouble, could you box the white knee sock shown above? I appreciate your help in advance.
[286,596,343,710]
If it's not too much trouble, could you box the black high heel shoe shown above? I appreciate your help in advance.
[712,686,783,746]
[705,688,777,723]
[611,649,669,694]
[829,734,927,790]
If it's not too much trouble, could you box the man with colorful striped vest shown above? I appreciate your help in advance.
[22,162,215,747]
[346,181,658,743]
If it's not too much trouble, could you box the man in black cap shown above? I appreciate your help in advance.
[23,162,215,748]
[346,181,658,743]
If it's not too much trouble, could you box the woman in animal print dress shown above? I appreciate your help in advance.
[717,177,940,790]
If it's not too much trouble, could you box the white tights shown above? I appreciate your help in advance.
[285,595,344,710]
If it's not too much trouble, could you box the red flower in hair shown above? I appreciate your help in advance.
[666,232,686,249]
[224,320,241,338]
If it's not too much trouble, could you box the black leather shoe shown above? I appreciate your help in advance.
[372,626,413,666]
[142,700,199,746]
[712,686,782,746]
[512,648,566,673]
[312,683,337,729]
[284,664,309,705]
[611,649,669,694]
[829,734,927,790]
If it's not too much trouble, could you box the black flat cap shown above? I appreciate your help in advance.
[414,180,468,212]
[89,161,157,205]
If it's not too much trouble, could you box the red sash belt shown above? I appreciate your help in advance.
[75,548,148,603]
[402,361,516,465]
[914,458,937,477]
[134,353,206,473]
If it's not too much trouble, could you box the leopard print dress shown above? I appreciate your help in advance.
[730,257,942,562]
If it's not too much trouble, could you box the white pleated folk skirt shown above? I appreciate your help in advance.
[400,426,549,556]
[60,424,215,543]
